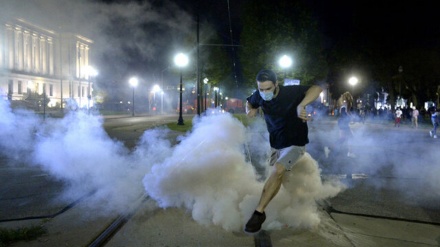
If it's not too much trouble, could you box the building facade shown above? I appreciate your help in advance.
[0,18,94,110]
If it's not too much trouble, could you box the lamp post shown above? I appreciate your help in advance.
[152,84,161,114]
[348,76,359,95]
[174,53,189,125]
[129,77,138,117]
[86,66,98,114]
[278,55,292,82]
[213,87,219,108]
[203,78,208,112]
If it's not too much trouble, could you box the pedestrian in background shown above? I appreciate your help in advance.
[337,92,356,158]
[394,107,403,127]
[429,106,438,138]
[244,69,323,234]
[411,107,419,128]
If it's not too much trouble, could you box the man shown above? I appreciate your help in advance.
[429,106,438,138]
[337,92,356,158]
[244,69,323,233]
[394,107,403,127]
[411,107,419,128]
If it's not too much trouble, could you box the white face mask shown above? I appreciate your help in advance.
[259,90,274,101]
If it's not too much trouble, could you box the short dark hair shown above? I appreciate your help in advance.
[256,69,277,84]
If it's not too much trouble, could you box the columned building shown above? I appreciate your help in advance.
[0,18,94,110]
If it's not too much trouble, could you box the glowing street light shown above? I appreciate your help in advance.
[348,76,358,94]
[174,53,189,125]
[129,77,138,117]
[278,55,293,80]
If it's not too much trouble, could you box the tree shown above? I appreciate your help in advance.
[239,0,328,88]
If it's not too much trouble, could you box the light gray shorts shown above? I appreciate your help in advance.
[269,145,305,171]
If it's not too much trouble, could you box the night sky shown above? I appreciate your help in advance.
[1,0,438,98]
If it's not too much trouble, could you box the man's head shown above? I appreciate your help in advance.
[256,69,278,101]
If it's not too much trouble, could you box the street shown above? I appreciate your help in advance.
[1,114,440,246]
[308,118,440,224]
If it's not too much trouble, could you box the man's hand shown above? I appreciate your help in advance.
[246,101,258,118]
[297,105,308,121]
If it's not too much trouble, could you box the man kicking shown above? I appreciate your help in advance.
[244,69,323,233]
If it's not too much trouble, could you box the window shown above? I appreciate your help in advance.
[18,81,22,94]
[78,85,80,97]
[49,84,53,96]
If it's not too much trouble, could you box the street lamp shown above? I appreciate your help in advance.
[152,84,161,114]
[174,53,189,125]
[129,77,138,117]
[348,76,359,94]
[86,66,98,114]
[278,55,293,81]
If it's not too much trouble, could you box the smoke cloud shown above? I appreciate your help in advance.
[0,97,345,231]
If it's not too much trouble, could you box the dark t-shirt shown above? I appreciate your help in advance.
[247,85,310,149]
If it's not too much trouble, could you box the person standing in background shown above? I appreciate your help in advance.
[429,106,438,138]
[395,107,403,127]
[337,92,356,158]
[411,107,419,128]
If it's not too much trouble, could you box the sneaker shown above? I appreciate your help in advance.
[347,152,357,158]
[244,211,266,233]
[430,131,433,137]
[435,135,438,139]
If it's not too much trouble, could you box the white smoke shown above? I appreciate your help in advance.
[1,96,345,231]
[142,112,346,232]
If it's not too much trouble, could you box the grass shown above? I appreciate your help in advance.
[166,118,193,132]
[0,226,46,247]
[165,113,252,133]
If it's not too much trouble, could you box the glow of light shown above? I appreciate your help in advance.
[152,84,161,93]
[129,77,138,87]
[174,53,189,68]
[279,55,293,69]
[348,76,358,86]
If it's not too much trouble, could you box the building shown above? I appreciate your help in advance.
[0,18,94,111]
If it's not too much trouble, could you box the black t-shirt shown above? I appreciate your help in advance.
[247,85,310,149]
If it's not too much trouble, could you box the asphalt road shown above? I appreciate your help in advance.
[101,114,440,225]
[1,114,439,228]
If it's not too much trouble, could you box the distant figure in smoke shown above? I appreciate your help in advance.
[411,107,419,128]
[394,107,403,127]
[429,106,438,138]
[337,92,356,158]
[244,69,323,233]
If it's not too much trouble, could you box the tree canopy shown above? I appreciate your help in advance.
[238,0,328,90]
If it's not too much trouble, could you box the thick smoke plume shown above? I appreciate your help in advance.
[142,112,346,231]
[0,98,345,231]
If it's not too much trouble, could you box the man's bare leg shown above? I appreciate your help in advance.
[245,163,286,233]
[255,163,286,213]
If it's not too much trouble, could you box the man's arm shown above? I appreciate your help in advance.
[297,85,324,121]
[246,100,258,118]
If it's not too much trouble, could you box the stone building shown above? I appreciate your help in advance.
[0,18,94,111]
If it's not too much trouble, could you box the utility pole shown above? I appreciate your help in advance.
[196,13,201,116]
